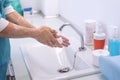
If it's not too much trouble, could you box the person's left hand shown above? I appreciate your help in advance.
[56,35,70,47]
[35,26,70,48]
[50,29,70,47]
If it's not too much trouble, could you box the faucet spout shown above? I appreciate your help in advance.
[59,23,86,51]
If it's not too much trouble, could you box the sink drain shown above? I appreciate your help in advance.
[58,67,70,73]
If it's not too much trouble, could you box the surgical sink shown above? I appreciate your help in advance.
[20,43,99,80]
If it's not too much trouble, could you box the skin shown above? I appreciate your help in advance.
[0,11,70,47]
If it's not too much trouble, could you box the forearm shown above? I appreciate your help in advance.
[0,20,70,47]
[0,22,36,38]
[6,11,34,28]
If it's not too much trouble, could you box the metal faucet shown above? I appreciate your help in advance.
[59,23,86,51]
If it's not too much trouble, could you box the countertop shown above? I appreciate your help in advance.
[10,14,106,80]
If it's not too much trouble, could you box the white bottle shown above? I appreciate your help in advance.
[85,19,96,45]
[93,24,106,50]
[23,7,32,18]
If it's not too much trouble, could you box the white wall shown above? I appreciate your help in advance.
[20,0,39,10]
[99,0,120,26]
[20,0,120,36]
[59,0,100,33]
[59,0,120,35]
[40,0,59,17]
[20,0,59,17]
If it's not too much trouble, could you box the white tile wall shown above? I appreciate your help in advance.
[20,0,120,40]
[59,0,120,37]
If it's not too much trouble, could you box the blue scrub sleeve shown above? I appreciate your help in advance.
[0,14,2,18]
[3,0,10,8]
[0,62,8,80]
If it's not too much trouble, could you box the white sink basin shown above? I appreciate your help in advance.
[20,43,99,80]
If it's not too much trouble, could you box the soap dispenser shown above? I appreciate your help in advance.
[93,24,106,50]
[108,26,120,56]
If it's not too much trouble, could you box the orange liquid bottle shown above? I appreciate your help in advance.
[94,39,105,50]
[93,24,106,50]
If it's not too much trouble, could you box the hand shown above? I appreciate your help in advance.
[47,27,70,47]
[56,35,70,47]
[48,27,70,47]
[33,26,56,47]
[33,26,70,47]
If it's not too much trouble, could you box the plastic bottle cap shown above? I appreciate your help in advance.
[94,33,106,40]
[94,23,106,40]
[24,7,32,11]
[95,23,102,34]
[112,26,119,39]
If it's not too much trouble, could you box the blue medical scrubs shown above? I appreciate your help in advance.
[0,0,11,80]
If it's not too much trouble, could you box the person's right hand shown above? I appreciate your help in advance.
[33,26,63,47]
